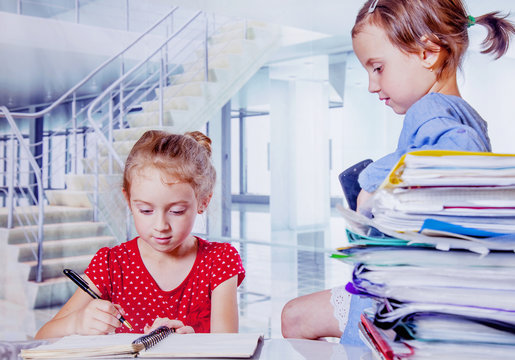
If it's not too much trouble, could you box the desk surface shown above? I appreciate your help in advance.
[1,337,372,360]
[255,338,372,360]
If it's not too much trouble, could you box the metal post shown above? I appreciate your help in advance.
[159,52,164,127]
[221,101,231,237]
[7,134,15,229]
[108,97,114,174]
[36,182,45,283]
[119,62,125,128]
[93,139,99,222]
[72,93,77,174]
[239,110,247,194]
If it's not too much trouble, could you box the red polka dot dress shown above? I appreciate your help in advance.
[84,236,245,334]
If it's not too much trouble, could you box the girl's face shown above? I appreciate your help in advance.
[125,167,203,255]
[352,23,437,115]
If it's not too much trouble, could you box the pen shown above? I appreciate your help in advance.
[63,268,133,330]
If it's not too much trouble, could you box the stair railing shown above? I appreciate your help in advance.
[86,10,205,240]
[1,6,261,281]
[0,6,182,282]
[86,13,256,241]
[1,106,45,282]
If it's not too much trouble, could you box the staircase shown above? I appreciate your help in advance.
[0,206,117,308]
[1,12,280,309]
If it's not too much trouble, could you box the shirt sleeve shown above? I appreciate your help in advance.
[358,152,402,193]
[210,243,245,290]
[410,117,490,152]
[84,247,112,300]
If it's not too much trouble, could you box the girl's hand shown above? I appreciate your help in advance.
[74,299,125,335]
[356,189,374,215]
[144,318,195,334]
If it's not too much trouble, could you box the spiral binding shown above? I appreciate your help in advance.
[132,326,174,350]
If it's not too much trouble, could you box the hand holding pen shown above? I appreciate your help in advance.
[63,269,133,330]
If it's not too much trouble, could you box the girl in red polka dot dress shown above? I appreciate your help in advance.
[36,130,245,339]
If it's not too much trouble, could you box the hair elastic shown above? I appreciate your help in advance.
[467,15,476,28]
[368,0,379,13]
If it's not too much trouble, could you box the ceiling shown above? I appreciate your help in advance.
[0,0,513,110]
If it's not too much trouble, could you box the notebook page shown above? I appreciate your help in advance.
[141,333,263,358]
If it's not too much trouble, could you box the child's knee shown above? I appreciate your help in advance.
[281,299,301,338]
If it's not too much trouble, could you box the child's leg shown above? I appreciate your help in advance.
[281,289,344,339]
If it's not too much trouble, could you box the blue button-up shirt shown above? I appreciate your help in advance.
[358,93,492,192]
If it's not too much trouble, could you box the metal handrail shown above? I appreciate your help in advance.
[2,7,259,282]
[1,106,45,283]
[86,10,204,170]
[0,6,180,282]
[2,6,179,120]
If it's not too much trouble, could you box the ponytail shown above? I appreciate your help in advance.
[474,11,515,59]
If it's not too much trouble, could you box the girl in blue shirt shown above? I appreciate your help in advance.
[281,0,515,344]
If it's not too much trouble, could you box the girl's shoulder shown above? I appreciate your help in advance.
[91,237,139,262]
[195,237,245,286]
[196,237,242,262]
[197,237,238,253]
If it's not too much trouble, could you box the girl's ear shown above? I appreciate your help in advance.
[418,35,441,71]
[122,188,131,207]
[198,193,213,214]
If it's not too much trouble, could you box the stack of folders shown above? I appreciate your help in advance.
[334,150,515,360]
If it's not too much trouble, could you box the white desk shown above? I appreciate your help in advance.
[254,338,372,360]
[2,338,373,360]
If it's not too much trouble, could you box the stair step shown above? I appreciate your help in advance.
[45,190,92,208]
[168,68,221,85]
[16,235,117,262]
[126,110,190,128]
[0,206,93,227]
[209,27,256,44]
[26,276,78,309]
[64,174,121,192]
[7,221,110,244]
[156,81,219,99]
[200,40,247,58]
[81,157,125,175]
[24,254,94,282]
[113,126,179,142]
[216,20,269,34]
[181,54,233,73]
[140,95,206,113]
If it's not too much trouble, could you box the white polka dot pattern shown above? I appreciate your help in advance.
[84,237,245,334]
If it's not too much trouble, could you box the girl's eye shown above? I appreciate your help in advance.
[139,209,153,215]
[170,209,186,215]
[373,65,383,73]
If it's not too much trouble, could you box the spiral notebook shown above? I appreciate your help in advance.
[21,327,263,359]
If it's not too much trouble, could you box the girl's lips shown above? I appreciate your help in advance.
[153,236,172,244]
[380,97,390,106]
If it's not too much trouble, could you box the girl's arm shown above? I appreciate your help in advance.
[34,277,124,339]
[210,275,239,332]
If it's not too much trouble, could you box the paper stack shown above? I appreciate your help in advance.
[372,150,515,235]
[334,150,515,360]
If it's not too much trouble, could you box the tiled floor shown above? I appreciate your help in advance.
[0,206,353,342]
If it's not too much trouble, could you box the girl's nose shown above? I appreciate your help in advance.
[368,76,380,94]
[154,213,170,232]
